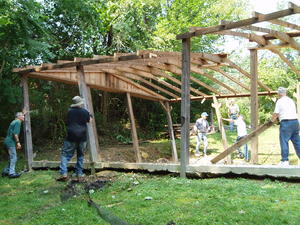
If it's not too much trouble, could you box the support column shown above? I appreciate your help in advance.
[297,83,300,120]
[212,96,231,164]
[77,65,100,174]
[161,101,178,162]
[180,38,191,178]
[21,75,33,171]
[250,49,259,164]
[126,93,141,162]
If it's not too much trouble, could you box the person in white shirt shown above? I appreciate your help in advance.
[271,87,300,166]
[223,115,249,161]
[193,112,210,157]
[227,100,240,132]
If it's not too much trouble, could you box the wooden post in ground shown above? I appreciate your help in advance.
[250,49,259,164]
[297,83,300,120]
[21,75,33,171]
[180,38,191,178]
[160,101,178,162]
[77,65,100,174]
[212,96,231,164]
[126,92,141,163]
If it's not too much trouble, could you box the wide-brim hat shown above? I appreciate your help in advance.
[71,96,84,107]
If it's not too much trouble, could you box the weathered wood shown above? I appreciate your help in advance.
[176,5,300,39]
[212,96,231,164]
[180,38,191,178]
[77,65,100,174]
[161,101,178,162]
[211,121,273,163]
[169,91,278,102]
[297,83,300,120]
[126,93,141,163]
[250,50,259,164]
[31,158,300,178]
[21,75,33,171]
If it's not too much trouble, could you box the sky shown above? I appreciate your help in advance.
[249,0,300,13]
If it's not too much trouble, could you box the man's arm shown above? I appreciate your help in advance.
[271,113,279,122]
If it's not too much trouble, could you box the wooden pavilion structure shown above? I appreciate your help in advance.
[14,3,300,179]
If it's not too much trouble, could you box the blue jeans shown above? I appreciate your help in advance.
[236,136,249,161]
[279,119,300,161]
[230,114,238,131]
[3,146,17,175]
[59,140,87,176]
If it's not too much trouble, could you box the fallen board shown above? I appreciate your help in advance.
[32,160,300,179]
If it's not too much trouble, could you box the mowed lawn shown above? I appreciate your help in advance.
[0,169,300,225]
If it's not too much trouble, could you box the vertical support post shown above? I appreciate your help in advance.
[250,49,259,164]
[126,93,141,162]
[180,38,191,178]
[297,83,300,120]
[160,101,178,162]
[21,75,33,171]
[77,65,100,174]
[212,96,231,164]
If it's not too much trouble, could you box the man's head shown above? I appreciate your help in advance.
[277,87,287,97]
[201,112,208,119]
[15,112,25,121]
[71,96,85,108]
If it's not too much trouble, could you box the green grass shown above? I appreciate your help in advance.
[1,169,300,225]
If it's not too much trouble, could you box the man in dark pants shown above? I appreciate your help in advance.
[57,96,91,181]
[272,87,300,166]
[2,112,25,178]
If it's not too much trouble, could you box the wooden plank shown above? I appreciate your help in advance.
[21,75,33,171]
[216,30,267,45]
[250,50,259,164]
[77,65,100,174]
[212,96,231,164]
[30,160,300,179]
[176,5,300,39]
[126,93,141,163]
[297,83,300,120]
[161,101,178,162]
[211,121,273,163]
[169,91,278,102]
[180,38,191,178]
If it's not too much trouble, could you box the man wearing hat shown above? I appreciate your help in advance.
[272,87,300,166]
[194,112,210,157]
[57,96,91,181]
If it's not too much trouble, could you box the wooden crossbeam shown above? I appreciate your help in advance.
[177,3,300,39]
[169,91,278,102]
[211,121,274,164]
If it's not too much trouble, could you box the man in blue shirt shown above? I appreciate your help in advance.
[57,96,91,181]
[2,112,25,178]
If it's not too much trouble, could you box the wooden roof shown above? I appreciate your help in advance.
[13,50,277,102]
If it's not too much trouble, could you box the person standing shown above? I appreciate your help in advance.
[2,112,25,178]
[227,100,240,132]
[194,112,210,157]
[57,96,91,181]
[271,87,300,166]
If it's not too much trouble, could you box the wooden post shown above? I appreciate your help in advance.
[21,75,33,171]
[212,96,231,164]
[180,38,191,178]
[250,49,259,164]
[126,92,141,162]
[160,101,178,162]
[297,83,300,120]
[77,65,100,174]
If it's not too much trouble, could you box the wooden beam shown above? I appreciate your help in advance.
[297,83,300,120]
[211,121,274,164]
[212,96,231,164]
[160,101,178,162]
[77,65,100,173]
[216,30,267,45]
[169,91,278,102]
[126,93,141,163]
[21,75,33,171]
[250,50,259,164]
[210,67,250,91]
[180,38,191,178]
[223,58,272,92]
[176,5,300,39]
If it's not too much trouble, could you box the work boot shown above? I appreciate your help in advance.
[56,175,68,182]
[9,173,21,179]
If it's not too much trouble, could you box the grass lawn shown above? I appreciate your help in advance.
[0,168,300,225]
